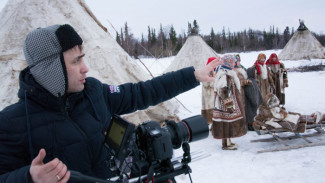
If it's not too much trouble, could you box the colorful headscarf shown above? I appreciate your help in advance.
[235,54,240,67]
[234,54,241,68]
[266,53,280,65]
[257,53,266,63]
[221,55,236,69]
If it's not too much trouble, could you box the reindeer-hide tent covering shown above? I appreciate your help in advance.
[0,0,181,124]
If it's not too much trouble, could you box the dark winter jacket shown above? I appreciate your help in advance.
[0,66,199,183]
[245,67,263,129]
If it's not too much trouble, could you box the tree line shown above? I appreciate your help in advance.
[115,20,325,58]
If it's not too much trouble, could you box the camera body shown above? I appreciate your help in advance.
[137,121,174,162]
[104,115,209,181]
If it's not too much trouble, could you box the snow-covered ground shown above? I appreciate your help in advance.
[135,50,325,183]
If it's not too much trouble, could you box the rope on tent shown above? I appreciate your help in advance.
[136,54,192,114]
[137,58,155,78]
[78,0,108,33]
[138,57,192,113]
[105,18,192,114]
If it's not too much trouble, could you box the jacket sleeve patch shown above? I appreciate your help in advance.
[109,85,120,94]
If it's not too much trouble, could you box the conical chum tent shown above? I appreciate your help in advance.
[278,20,325,60]
[0,0,180,124]
[164,35,218,72]
[164,35,219,124]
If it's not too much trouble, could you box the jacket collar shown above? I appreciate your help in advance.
[18,67,84,111]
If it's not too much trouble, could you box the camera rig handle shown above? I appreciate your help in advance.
[181,142,191,164]
[69,170,118,183]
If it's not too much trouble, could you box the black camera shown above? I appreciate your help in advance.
[104,115,209,182]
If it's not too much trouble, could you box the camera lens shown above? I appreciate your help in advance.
[182,115,209,142]
[165,115,209,149]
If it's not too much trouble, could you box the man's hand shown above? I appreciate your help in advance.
[30,149,70,183]
[194,57,222,82]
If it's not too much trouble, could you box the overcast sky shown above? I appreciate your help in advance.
[1,0,325,39]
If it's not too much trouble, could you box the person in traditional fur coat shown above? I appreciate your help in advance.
[266,53,288,105]
[234,55,262,131]
[211,55,247,150]
[245,67,263,130]
[234,54,247,70]
[202,57,220,124]
[234,55,249,128]
[248,53,275,99]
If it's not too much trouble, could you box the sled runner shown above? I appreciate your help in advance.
[252,114,325,153]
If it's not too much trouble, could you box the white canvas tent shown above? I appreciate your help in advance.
[164,35,219,123]
[164,35,218,72]
[278,21,325,60]
[0,0,181,124]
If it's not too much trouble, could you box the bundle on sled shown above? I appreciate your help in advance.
[253,93,324,134]
[251,94,325,153]
[300,112,325,131]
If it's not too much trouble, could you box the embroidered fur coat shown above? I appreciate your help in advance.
[211,68,247,139]
[249,64,275,99]
[267,63,288,105]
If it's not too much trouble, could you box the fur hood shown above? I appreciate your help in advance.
[214,69,241,92]
[234,67,248,80]
[258,64,268,80]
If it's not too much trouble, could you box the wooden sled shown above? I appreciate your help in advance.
[252,114,325,153]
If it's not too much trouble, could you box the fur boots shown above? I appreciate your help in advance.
[222,138,238,150]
